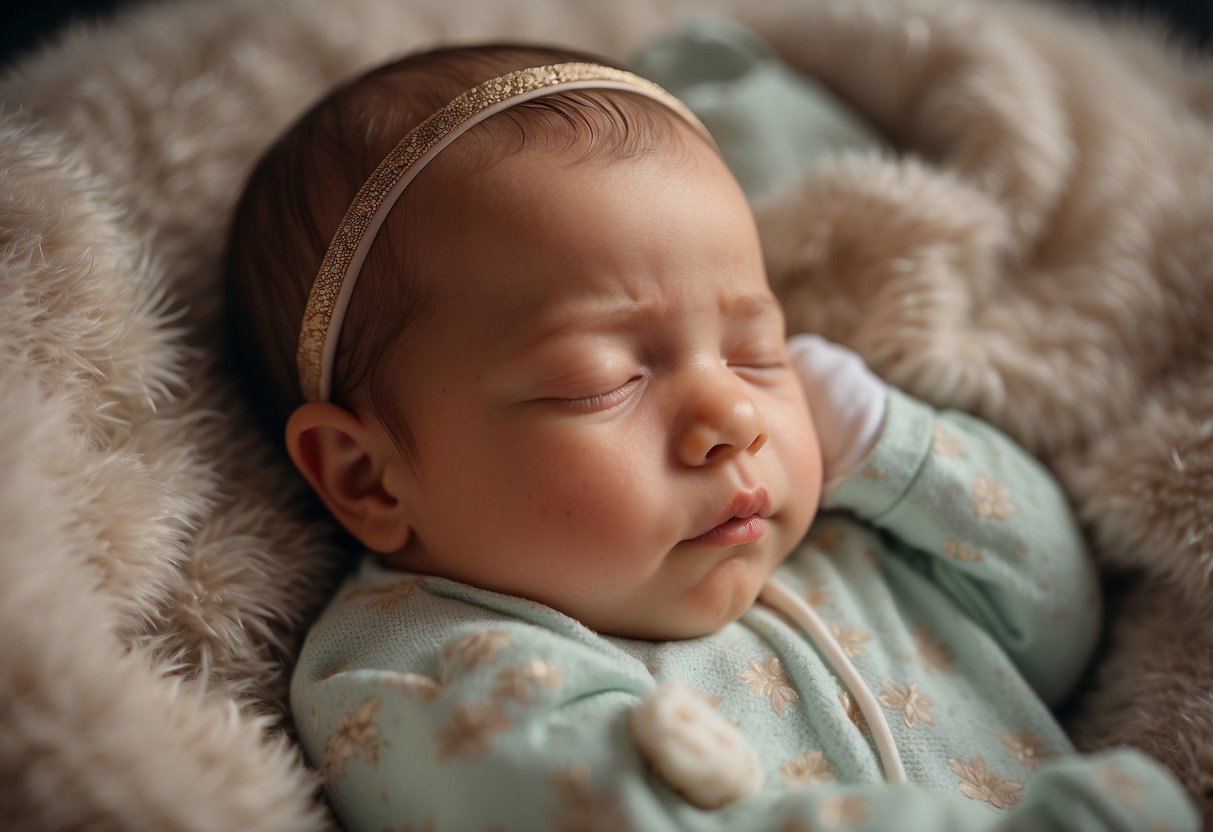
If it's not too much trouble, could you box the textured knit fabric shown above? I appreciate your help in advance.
[291,388,1198,831]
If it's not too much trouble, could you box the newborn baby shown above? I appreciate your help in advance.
[222,41,1197,832]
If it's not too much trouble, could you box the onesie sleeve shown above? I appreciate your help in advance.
[291,570,1197,831]
[822,387,1102,707]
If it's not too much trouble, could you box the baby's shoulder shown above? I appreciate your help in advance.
[294,556,644,686]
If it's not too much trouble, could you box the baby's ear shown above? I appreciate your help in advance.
[285,403,411,553]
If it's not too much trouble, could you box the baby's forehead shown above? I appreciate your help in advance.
[468,291,785,381]
[517,289,783,339]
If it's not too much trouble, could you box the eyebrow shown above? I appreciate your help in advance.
[725,292,784,322]
[509,292,783,352]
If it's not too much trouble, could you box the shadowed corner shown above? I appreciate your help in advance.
[1,0,136,71]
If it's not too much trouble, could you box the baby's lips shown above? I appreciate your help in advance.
[695,487,771,538]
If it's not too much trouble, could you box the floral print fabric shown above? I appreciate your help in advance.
[292,389,1197,831]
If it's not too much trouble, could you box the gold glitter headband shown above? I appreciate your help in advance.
[296,61,714,402]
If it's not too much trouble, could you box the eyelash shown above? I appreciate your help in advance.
[728,353,788,374]
[730,358,786,370]
[554,376,643,410]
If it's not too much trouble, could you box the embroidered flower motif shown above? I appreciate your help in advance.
[820,794,869,826]
[829,624,871,657]
[550,763,631,832]
[344,577,427,613]
[943,539,985,562]
[493,659,566,704]
[878,680,935,728]
[442,629,514,672]
[550,763,592,803]
[436,702,512,762]
[366,582,421,613]
[700,690,724,708]
[806,587,831,608]
[932,424,968,457]
[740,656,799,716]
[323,697,384,778]
[912,623,954,674]
[780,749,837,786]
[811,526,843,552]
[1001,731,1054,771]
[1094,762,1144,807]
[949,756,1023,809]
[380,671,442,701]
[837,690,868,734]
[971,473,1017,520]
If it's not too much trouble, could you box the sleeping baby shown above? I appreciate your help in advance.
[222,41,1197,831]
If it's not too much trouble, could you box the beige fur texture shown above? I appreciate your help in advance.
[0,0,1209,828]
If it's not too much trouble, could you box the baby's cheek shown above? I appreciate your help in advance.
[772,406,823,526]
[530,448,652,540]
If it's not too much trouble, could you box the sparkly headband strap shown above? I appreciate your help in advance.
[296,61,713,402]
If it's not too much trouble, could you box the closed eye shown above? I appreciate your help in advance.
[728,355,788,372]
[729,358,787,369]
[728,355,790,389]
[548,376,644,412]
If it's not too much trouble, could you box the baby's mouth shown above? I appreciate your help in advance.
[686,488,771,547]
[688,515,766,546]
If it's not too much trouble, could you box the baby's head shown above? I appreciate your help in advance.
[225,44,822,640]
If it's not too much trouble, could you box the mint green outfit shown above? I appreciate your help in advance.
[292,389,1197,831]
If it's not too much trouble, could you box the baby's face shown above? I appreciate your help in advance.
[373,128,822,639]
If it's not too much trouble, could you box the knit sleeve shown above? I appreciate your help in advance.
[822,388,1101,708]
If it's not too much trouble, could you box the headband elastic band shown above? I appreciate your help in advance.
[296,61,714,402]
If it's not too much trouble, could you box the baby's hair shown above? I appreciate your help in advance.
[223,43,693,461]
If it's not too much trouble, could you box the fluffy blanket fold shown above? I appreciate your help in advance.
[0,0,1209,828]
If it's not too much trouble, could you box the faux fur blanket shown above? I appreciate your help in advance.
[0,0,1209,828]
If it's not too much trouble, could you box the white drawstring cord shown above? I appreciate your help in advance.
[759,578,908,784]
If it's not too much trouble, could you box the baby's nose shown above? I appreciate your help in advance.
[677,382,769,467]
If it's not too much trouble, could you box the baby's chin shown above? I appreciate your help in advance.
[577,564,774,642]
[580,612,740,642]
[585,599,755,642]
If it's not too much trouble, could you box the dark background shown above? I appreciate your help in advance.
[2,0,1210,71]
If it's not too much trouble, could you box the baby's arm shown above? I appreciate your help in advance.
[293,591,1195,831]
[791,334,1100,708]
